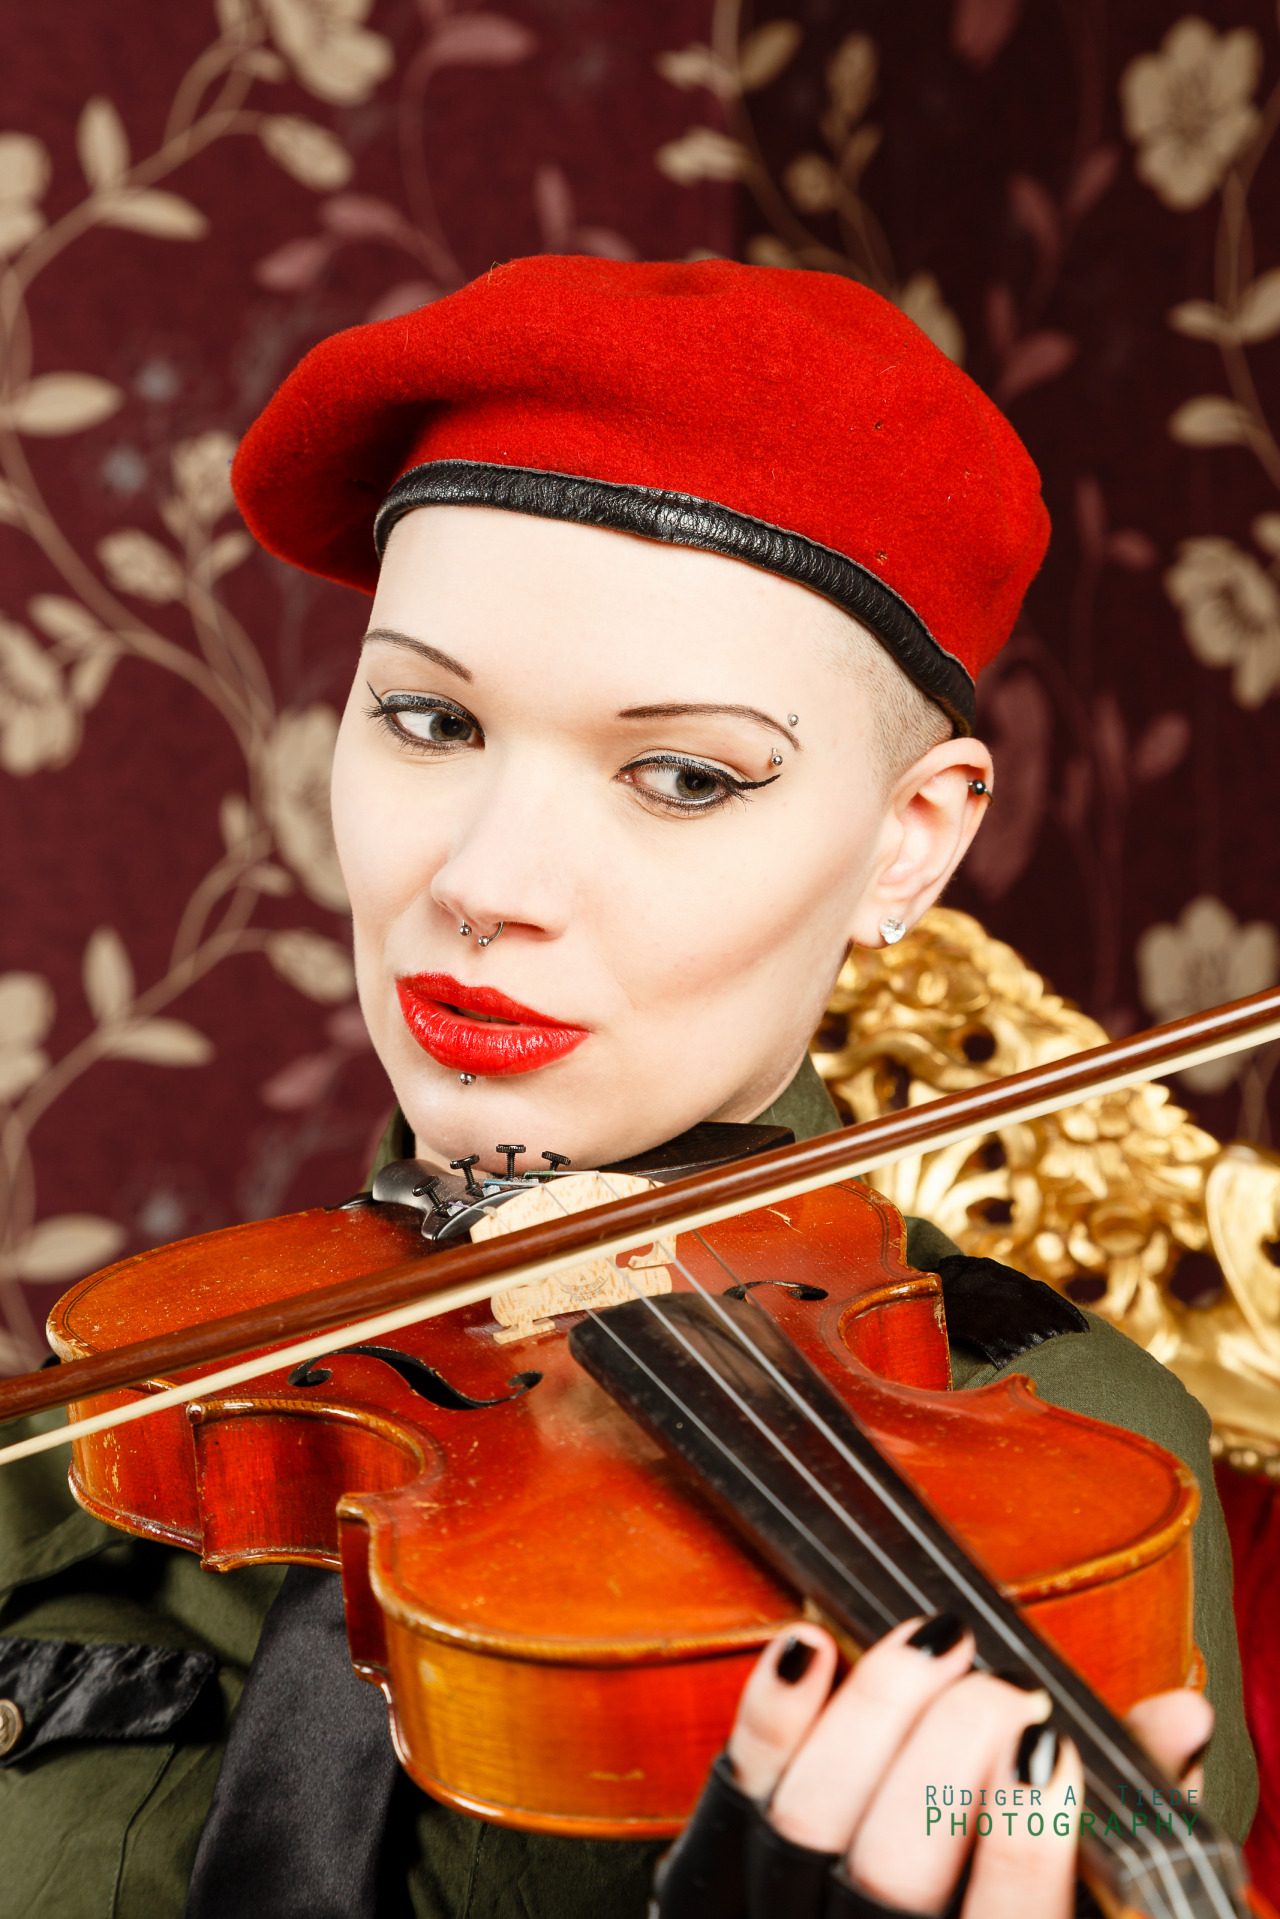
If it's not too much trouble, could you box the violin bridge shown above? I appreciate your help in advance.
[470,1172,675,1344]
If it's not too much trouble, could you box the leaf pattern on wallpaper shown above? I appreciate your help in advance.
[0,0,654,1368]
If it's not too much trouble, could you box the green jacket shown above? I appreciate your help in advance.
[0,1061,1257,1916]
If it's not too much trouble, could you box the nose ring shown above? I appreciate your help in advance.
[458,921,472,936]
[477,922,504,948]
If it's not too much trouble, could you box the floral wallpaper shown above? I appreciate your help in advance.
[7,0,1280,1887]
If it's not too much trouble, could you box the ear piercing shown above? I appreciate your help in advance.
[969,779,992,798]
[879,916,906,945]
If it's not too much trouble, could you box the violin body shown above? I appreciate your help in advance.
[49,1180,1199,1839]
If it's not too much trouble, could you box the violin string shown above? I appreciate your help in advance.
[547,1174,1221,1919]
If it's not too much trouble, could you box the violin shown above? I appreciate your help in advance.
[5,985,1280,1918]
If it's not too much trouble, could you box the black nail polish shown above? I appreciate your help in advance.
[1015,1724,1059,1787]
[994,1668,1042,1692]
[1181,1740,1210,1778]
[907,1613,964,1657]
[775,1636,817,1684]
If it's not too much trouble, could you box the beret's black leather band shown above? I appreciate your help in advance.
[374,461,976,734]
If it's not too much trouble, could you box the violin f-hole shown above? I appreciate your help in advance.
[721,1279,829,1302]
[288,1344,542,1411]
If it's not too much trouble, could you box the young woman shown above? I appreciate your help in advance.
[0,257,1253,1919]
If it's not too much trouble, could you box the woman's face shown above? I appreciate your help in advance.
[331,507,985,1173]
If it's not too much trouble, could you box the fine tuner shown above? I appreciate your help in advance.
[361,1145,574,1243]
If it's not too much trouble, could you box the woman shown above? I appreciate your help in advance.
[0,256,1252,1919]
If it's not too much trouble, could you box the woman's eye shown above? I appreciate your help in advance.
[622,757,736,809]
[367,689,482,750]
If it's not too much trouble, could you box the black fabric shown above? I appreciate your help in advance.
[652,1751,753,1918]
[825,1872,958,1919]
[745,1817,839,1919]
[0,1636,215,1764]
[937,1254,1088,1369]
[374,462,976,732]
[185,1566,400,1919]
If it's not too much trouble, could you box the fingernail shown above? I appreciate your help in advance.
[1015,1723,1059,1787]
[907,1613,964,1657]
[776,1636,817,1684]
[1181,1739,1210,1779]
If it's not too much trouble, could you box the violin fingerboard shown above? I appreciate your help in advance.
[571,1295,1250,1919]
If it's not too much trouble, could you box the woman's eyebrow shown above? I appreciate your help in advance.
[616,702,802,750]
[360,627,473,683]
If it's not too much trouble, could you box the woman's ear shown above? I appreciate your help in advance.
[847,736,995,949]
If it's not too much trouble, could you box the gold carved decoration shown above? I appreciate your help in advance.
[471,1172,674,1343]
[814,907,1280,1475]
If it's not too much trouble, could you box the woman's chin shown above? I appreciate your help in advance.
[392,1053,701,1174]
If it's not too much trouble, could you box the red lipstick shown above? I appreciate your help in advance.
[396,973,588,1076]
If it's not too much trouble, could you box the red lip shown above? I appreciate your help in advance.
[396,972,589,1076]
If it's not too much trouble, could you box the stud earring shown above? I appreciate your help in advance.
[879,916,906,945]
[477,921,504,948]
[459,921,472,937]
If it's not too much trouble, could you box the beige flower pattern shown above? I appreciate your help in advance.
[1165,536,1280,708]
[1121,18,1262,212]
[1137,897,1280,1093]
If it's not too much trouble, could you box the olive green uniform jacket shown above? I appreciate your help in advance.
[0,1061,1257,1917]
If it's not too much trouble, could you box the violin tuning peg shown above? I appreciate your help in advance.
[541,1152,571,1175]
[495,1144,526,1181]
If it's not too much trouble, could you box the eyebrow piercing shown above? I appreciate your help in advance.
[788,714,799,726]
[769,750,783,766]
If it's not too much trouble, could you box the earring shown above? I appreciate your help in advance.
[969,779,992,799]
[477,921,504,948]
[459,921,472,937]
[879,917,906,945]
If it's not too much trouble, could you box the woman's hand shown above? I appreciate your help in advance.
[653,1615,1212,1919]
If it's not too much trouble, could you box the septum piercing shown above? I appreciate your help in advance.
[478,922,504,947]
[879,916,906,945]
[458,921,472,936]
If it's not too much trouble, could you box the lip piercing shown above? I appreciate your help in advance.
[477,922,504,947]
[459,1073,475,1085]
[879,916,906,945]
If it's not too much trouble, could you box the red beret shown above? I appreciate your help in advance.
[232,256,1049,731]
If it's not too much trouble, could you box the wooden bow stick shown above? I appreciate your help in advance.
[4,981,1280,1470]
